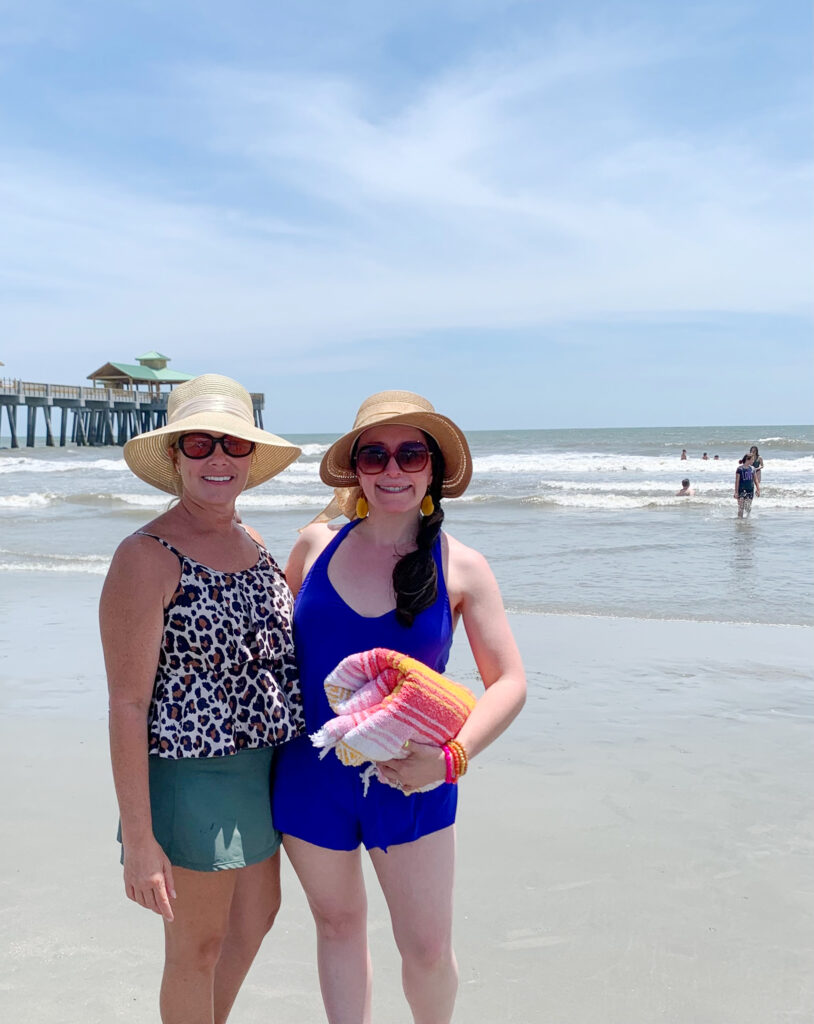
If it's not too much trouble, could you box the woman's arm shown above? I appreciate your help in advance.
[448,542,527,759]
[384,537,526,790]
[99,534,180,921]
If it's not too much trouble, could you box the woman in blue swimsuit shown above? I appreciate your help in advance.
[273,390,526,1024]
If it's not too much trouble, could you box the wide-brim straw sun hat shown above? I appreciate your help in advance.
[123,374,301,494]
[320,390,472,498]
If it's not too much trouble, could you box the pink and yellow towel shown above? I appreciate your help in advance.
[310,648,477,793]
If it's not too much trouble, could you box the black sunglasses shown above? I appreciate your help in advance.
[354,441,431,475]
[177,433,256,459]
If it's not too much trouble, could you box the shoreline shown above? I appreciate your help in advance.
[505,606,814,627]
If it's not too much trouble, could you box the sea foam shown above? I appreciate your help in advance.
[0,456,128,474]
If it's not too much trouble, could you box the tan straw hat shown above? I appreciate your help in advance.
[320,390,472,498]
[123,374,301,494]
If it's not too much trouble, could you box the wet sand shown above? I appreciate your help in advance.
[0,574,812,1022]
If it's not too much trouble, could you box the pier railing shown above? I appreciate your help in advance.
[1,379,170,404]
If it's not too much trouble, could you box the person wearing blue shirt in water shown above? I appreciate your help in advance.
[735,453,760,518]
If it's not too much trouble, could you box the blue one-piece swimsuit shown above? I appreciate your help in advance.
[272,518,457,852]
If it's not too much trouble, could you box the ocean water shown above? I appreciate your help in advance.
[1,425,812,626]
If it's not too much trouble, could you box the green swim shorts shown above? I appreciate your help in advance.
[118,746,281,871]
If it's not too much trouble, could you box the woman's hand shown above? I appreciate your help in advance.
[123,836,177,922]
[379,741,447,794]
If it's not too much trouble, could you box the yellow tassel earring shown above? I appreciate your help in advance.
[355,495,369,519]
[420,493,435,517]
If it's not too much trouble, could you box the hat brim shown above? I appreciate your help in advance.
[123,412,301,494]
[320,412,472,498]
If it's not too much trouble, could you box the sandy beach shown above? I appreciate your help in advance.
[1,569,812,1023]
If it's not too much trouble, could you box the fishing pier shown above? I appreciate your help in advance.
[0,380,265,448]
[0,352,264,449]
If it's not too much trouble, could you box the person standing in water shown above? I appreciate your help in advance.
[735,453,760,518]
[749,446,764,492]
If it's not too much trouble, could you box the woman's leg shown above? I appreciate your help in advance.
[369,826,457,1024]
[283,835,372,1024]
[213,854,282,1024]
[160,866,238,1024]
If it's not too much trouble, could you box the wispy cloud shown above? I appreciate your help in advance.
[0,2,810,426]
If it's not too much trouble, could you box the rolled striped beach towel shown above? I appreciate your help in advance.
[310,648,477,794]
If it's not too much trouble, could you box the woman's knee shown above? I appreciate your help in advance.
[308,897,367,942]
[399,932,455,974]
[234,891,281,950]
[267,889,282,929]
[165,929,228,973]
[255,886,282,933]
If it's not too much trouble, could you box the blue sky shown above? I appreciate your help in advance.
[1,1,811,431]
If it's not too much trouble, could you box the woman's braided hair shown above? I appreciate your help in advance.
[392,433,445,626]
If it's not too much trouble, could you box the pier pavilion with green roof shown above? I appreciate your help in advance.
[87,351,194,394]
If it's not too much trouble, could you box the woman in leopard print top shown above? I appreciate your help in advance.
[140,532,302,759]
[100,375,302,1024]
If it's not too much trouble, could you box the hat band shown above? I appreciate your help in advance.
[355,403,433,429]
[169,395,253,424]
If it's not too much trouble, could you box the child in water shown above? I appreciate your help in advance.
[735,454,759,517]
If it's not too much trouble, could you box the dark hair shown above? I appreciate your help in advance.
[682,478,690,488]
[392,433,445,627]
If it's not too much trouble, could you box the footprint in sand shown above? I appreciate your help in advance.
[498,929,569,950]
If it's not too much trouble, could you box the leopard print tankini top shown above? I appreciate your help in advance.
[139,533,305,759]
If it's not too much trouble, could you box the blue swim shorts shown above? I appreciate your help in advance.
[272,736,457,852]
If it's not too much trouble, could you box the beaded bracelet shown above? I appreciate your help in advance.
[446,745,458,782]
[441,739,470,783]
[447,739,469,778]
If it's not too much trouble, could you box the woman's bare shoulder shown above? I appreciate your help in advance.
[296,521,341,551]
[108,530,180,585]
[240,522,266,547]
[443,530,490,574]
[286,521,343,592]
[441,531,497,607]
[114,529,167,559]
